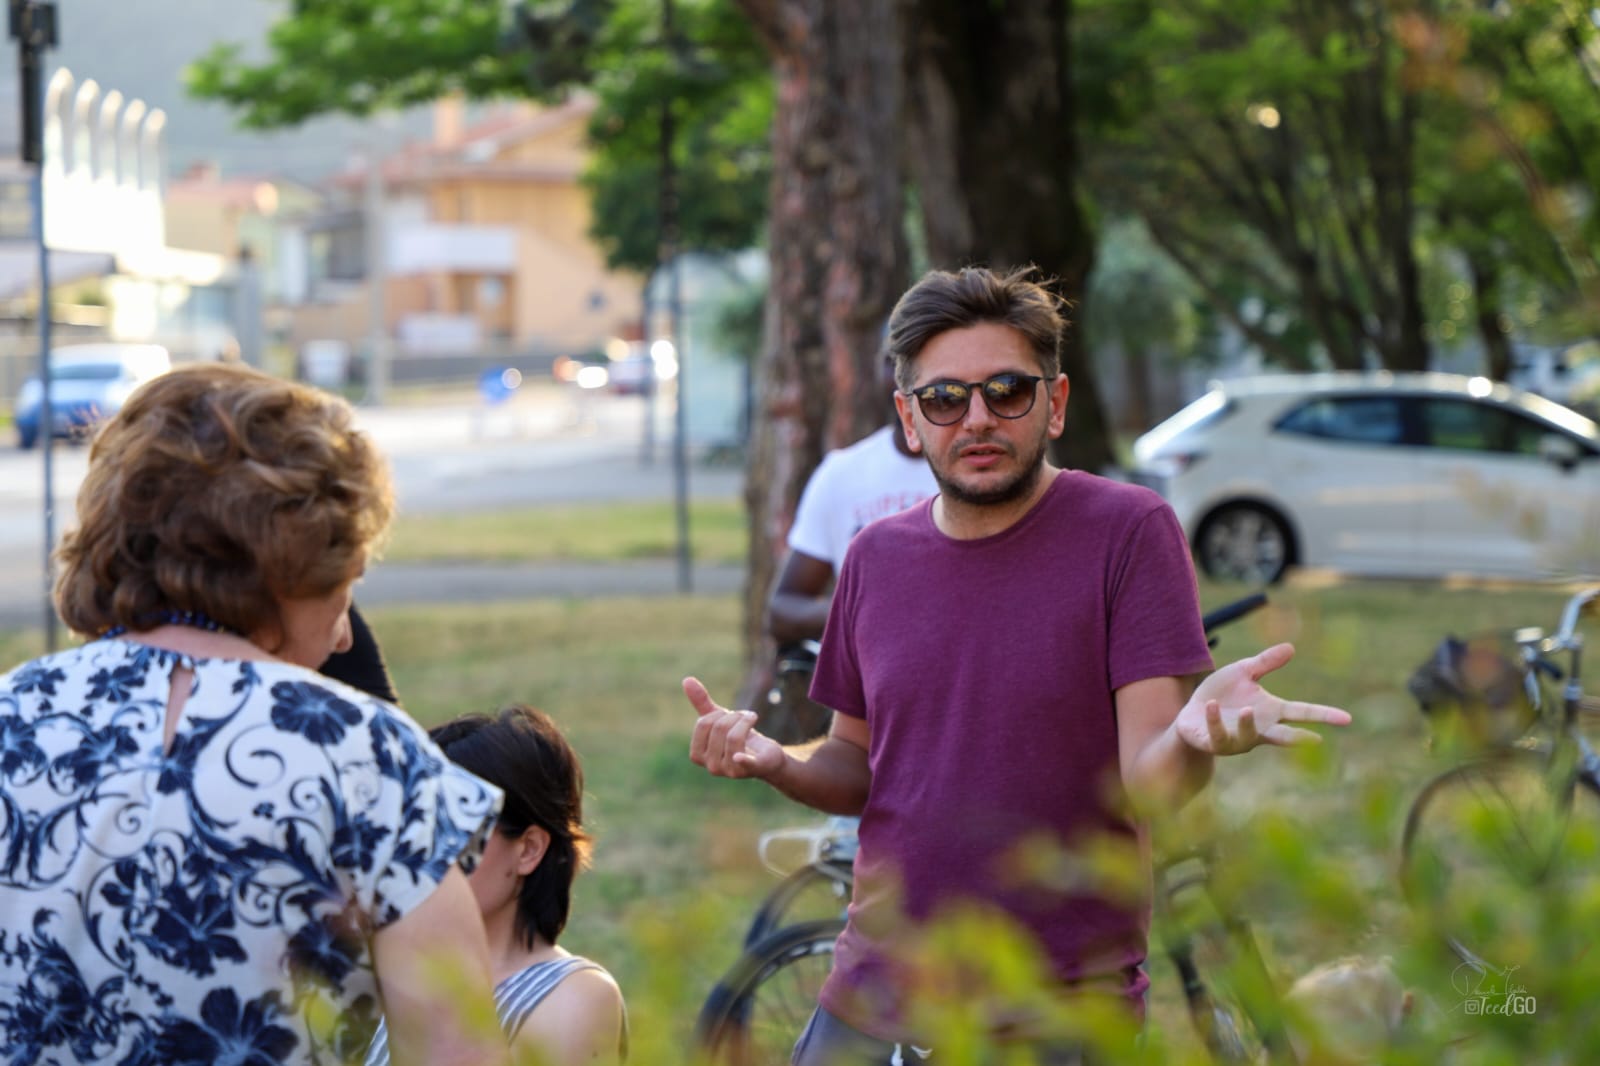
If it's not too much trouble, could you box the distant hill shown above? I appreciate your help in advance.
[1,0,435,182]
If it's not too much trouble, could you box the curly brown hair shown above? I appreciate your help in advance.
[54,363,394,640]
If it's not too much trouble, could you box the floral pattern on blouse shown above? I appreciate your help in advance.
[0,641,502,1065]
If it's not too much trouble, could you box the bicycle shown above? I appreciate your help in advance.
[1155,848,1297,1065]
[1399,585,1600,974]
[762,639,832,746]
[694,594,1275,1065]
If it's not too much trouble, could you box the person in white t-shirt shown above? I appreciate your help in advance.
[762,355,936,744]
[768,355,938,644]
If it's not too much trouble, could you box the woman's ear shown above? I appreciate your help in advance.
[516,825,551,876]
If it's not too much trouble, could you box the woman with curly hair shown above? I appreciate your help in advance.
[365,705,627,1066]
[0,363,509,1066]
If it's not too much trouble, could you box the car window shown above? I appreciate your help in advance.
[1275,396,1404,445]
[1418,399,1550,456]
[51,364,122,382]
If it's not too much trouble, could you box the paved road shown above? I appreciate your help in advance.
[0,386,746,632]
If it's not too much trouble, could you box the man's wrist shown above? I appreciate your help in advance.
[761,750,795,787]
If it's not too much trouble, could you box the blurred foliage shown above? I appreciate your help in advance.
[1086,220,1201,365]
[1076,0,1600,375]
[186,0,579,121]
[708,276,765,366]
[186,0,600,123]
[1086,219,1207,428]
[579,0,772,273]
[186,0,770,276]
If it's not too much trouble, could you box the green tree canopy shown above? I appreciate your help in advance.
[578,0,771,273]
[187,0,771,276]
[1076,0,1600,376]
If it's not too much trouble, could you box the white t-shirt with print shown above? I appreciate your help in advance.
[787,425,938,568]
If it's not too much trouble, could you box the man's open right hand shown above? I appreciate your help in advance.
[685,676,787,779]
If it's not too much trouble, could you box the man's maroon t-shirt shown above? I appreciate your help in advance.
[809,470,1214,1038]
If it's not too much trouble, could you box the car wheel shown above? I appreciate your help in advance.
[1196,504,1291,585]
[16,426,36,450]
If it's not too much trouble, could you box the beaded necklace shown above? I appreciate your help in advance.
[102,610,242,640]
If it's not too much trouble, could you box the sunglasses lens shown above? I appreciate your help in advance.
[916,383,970,425]
[981,374,1036,419]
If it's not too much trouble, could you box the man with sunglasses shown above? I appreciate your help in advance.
[686,267,1349,1064]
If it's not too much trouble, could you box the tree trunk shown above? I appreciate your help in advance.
[902,0,1113,474]
[1122,340,1152,434]
[734,0,908,705]
[1469,253,1514,381]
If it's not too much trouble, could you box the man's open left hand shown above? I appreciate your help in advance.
[1175,643,1352,756]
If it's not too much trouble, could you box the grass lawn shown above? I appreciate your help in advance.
[3,577,1595,1062]
[383,498,748,566]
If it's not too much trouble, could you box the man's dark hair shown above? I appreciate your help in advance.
[430,705,591,948]
[886,266,1066,390]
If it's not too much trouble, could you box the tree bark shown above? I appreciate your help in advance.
[734,0,908,706]
[1469,253,1514,382]
[901,0,1113,474]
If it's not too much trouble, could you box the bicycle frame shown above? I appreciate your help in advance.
[1514,586,1600,779]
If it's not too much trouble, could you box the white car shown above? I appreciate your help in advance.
[1131,372,1600,584]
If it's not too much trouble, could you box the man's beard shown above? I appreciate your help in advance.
[928,430,1050,507]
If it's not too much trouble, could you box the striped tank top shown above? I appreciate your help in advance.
[363,955,619,1065]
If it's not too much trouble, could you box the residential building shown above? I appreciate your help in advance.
[292,94,643,368]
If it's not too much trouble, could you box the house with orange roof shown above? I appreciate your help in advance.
[287,93,644,372]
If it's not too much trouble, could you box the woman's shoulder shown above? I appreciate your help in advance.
[501,954,620,1003]
[507,959,626,1063]
[227,662,500,820]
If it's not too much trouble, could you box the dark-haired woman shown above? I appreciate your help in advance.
[365,705,626,1066]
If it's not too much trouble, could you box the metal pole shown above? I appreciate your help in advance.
[35,157,54,650]
[364,149,389,404]
[640,266,657,466]
[13,0,59,650]
[660,0,691,593]
[668,265,690,593]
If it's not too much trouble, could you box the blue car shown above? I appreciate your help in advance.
[13,343,172,449]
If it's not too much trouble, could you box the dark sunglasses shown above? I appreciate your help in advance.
[904,373,1044,426]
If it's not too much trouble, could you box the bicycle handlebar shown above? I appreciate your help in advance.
[1201,593,1268,636]
[1556,587,1600,644]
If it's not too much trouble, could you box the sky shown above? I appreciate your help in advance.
[1,0,435,182]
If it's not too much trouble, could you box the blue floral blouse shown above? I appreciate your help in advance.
[0,640,503,1065]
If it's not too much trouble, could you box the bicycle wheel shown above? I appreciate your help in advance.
[744,861,853,948]
[1400,748,1600,968]
[695,919,845,1066]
